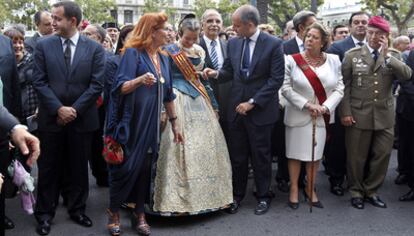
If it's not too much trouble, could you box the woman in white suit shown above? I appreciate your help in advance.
[281,22,344,209]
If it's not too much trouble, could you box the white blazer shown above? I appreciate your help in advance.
[281,53,344,127]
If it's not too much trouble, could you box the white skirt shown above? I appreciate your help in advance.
[285,122,326,162]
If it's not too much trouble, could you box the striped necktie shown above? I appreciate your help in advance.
[210,40,219,70]
[64,39,72,69]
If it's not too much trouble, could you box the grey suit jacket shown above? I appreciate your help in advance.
[0,105,18,136]
[25,32,41,54]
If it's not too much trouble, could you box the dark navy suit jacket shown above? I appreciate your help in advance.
[219,31,284,126]
[283,37,300,55]
[397,50,414,121]
[0,35,21,117]
[326,36,356,61]
[31,34,105,132]
[199,36,231,120]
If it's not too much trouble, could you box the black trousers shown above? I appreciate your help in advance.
[273,110,288,182]
[90,106,108,185]
[324,115,347,186]
[34,128,92,222]
[228,117,274,202]
[397,114,414,188]
[0,140,10,236]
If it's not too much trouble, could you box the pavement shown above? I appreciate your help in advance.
[5,150,414,236]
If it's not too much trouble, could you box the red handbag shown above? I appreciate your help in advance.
[102,136,124,165]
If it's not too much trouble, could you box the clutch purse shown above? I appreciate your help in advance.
[102,136,124,165]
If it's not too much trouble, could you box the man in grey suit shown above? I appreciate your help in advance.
[31,1,105,235]
[199,9,231,136]
[25,10,53,53]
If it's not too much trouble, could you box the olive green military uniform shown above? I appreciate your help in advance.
[340,45,412,198]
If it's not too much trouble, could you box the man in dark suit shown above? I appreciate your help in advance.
[325,11,369,196]
[82,23,110,187]
[0,104,40,236]
[31,2,105,235]
[199,9,231,136]
[275,10,317,193]
[0,33,21,232]
[204,5,284,215]
[398,50,414,202]
[327,11,369,61]
[25,10,53,53]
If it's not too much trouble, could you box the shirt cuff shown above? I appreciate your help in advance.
[10,124,28,134]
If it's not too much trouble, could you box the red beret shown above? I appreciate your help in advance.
[368,16,390,33]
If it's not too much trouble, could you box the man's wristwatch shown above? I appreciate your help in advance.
[248,98,255,105]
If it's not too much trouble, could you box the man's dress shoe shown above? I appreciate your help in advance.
[4,216,14,229]
[395,174,408,185]
[70,214,93,227]
[36,220,51,235]
[254,201,270,215]
[399,189,414,202]
[365,196,387,208]
[225,201,239,214]
[351,197,364,209]
[330,184,344,196]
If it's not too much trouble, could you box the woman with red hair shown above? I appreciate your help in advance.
[105,12,183,236]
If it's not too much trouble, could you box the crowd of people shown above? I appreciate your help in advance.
[1,1,414,236]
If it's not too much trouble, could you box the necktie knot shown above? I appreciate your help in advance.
[210,40,217,47]
[373,49,379,61]
[357,41,364,47]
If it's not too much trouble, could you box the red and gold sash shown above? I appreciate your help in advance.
[164,44,211,104]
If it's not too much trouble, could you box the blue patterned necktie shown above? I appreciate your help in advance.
[241,38,251,79]
[210,40,219,70]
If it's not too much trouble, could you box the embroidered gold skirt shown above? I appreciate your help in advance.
[153,89,233,215]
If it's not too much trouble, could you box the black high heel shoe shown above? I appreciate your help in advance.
[302,189,324,208]
[288,201,299,209]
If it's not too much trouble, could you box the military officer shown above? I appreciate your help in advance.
[340,16,412,210]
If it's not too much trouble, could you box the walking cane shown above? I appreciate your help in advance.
[309,116,317,213]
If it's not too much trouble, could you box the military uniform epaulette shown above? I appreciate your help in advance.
[388,48,402,58]
[388,48,400,54]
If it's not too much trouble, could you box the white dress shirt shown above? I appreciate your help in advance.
[60,31,80,65]
[203,35,224,69]
[351,35,367,47]
[245,29,261,63]
[295,36,305,52]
